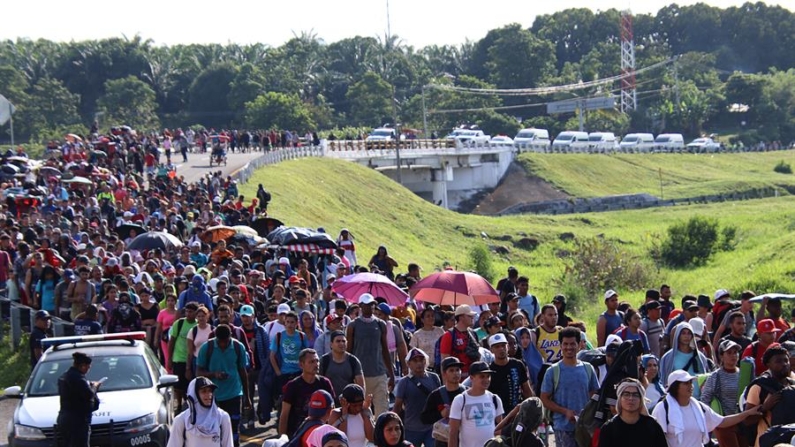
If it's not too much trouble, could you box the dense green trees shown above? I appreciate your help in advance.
[1,3,795,144]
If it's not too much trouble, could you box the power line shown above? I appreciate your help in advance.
[426,58,674,97]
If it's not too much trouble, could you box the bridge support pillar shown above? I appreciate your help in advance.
[431,168,449,209]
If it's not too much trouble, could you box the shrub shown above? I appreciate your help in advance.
[468,243,494,282]
[658,217,737,268]
[774,161,792,174]
[555,236,657,308]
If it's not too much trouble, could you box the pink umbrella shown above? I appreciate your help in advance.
[332,272,408,307]
[409,270,499,306]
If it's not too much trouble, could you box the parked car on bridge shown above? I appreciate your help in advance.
[489,135,514,148]
[513,128,551,152]
[653,133,685,152]
[365,128,398,142]
[447,129,490,146]
[552,131,589,152]
[619,133,655,153]
[687,137,722,153]
[588,132,619,152]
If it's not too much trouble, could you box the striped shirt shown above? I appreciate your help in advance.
[700,368,741,415]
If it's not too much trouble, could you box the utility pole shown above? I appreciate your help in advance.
[421,86,428,138]
[392,87,402,185]
[673,57,681,112]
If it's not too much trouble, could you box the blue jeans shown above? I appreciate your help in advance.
[405,428,434,447]
[257,369,275,422]
[554,430,577,447]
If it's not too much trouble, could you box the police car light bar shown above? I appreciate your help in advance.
[41,332,147,350]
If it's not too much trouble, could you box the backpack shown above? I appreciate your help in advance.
[712,300,742,333]
[576,349,607,379]
[283,417,323,447]
[201,338,246,373]
[433,336,443,375]
[320,353,358,377]
[448,327,481,362]
[509,397,544,447]
[759,423,795,447]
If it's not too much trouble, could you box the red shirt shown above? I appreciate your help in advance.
[439,328,475,374]
[743,341,773,375]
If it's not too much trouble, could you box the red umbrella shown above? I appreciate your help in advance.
[332,272,408,307]
[409,270,499,306]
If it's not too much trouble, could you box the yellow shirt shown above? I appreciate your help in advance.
[535,326,562,363]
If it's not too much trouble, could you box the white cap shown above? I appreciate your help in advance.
[689,317,706,340]
[190,241,201,248]
[124,211,133,218]
[488,333,508,347]
[358,293,375,305]
[714,289,730,301]
[667,370,697,387]
[454,304,477,317]
[277,303,291,314]
[183,265,196,276]
[604,289,618,300]
[208,278,219,293]
[605,334,623,346]
[279,257,290,265]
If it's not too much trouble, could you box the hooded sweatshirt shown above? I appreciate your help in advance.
[659,322,710,396]
[178,275,214,312]
[167,379,233,447]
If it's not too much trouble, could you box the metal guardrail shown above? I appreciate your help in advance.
[229,146,324,185]
[1,298,74,349]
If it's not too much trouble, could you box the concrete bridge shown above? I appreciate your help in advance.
[324,139,514,209]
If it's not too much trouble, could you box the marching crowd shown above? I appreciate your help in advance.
[8,127,795,447]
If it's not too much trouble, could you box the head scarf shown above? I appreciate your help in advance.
[615,378,649,416]
[373,412,410,447]
[515,327,543,382]
[185,377,222,439]
[641,354,665,396]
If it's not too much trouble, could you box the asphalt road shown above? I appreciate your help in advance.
[171,149,267,185]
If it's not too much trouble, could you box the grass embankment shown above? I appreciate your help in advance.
[0,331,31,388]
[239,157,795,329]
[519,151,795,199]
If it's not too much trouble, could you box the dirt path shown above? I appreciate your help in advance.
[471,162,570,215]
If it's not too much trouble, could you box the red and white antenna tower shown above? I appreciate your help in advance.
[620,10,637,112]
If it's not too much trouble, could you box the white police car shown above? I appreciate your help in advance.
[5,332,178,447]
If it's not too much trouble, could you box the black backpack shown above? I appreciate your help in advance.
[759,423,795,447]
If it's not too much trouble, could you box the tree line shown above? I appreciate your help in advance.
[1,2,794,145]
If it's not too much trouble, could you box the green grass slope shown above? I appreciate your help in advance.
[239,157,795,322]
[519,151,795,199]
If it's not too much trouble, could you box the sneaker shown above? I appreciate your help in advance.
[258,415,270,425]
[247,421,255,430]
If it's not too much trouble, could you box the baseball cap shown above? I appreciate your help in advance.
[321,431,349,447]
[714,289,731,301]
[454,304,477,317]
[183,265,196,276]
[758,319,782,334]
[604,290,618,301]
[341,384,365,403]
[288,275,301,284]
[277,303,291,314]
[63,269,76,280]
[34,310,51,320]
[325,314,344,326]
[406,348,427,363]
[240,305,255,317]
[193,376,217,391]
[484,316,502,328]
[279,257,290,265]
[377,303,392,316]
[489,333,508,347]
[190,241,201,248]
[718,339,741,355]
[469,361,495,376]
[441,357,465,371]
[358,293,375,305]
[605,334,623,346]
[689,317,706,340]
[645,300,661,310]
[667,370,696,387]
[307,390,334,417]
[552,295,566,304]
[684,300,699,311]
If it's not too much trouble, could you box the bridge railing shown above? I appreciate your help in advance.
[231,146,324,185]
[1,297,75,348]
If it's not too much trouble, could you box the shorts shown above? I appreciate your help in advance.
[173,362,188,391]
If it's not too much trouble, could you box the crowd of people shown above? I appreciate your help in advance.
[9,126,795,447]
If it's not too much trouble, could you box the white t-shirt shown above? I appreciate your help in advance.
[450,390,503,447]
[652,400,724,447]
[187,325,213,358]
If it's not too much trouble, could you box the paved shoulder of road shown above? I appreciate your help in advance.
[174,150,269,185]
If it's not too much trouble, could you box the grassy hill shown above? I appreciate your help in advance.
[239,157,795,324]
[518,151,795,199]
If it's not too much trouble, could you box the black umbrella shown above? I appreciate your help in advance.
[115,223,147,240]
[251,217,285,237]
[127,231,183,251]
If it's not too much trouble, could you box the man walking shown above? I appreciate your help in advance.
[196,324,251,447]
[420,357,467,447]
[168,301,198,411]
[279,349,335,437]
[320,330,365,400]
[346,293,393,417]
[394,348,441,447]
[539,327,600,447]
[487,333,533,417]
[448,361,504,447]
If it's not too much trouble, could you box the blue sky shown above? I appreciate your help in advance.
[2,0,789,48]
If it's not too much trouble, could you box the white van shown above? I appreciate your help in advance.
[552,131,589,152]
[588,132,619,153]
[514,128,551,152]
[619,133,655,153]
[653,133,685,152]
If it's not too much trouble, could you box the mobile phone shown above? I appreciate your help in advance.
[98,377,108,384]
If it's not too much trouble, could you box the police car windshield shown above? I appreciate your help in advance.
[27,355,152,396]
